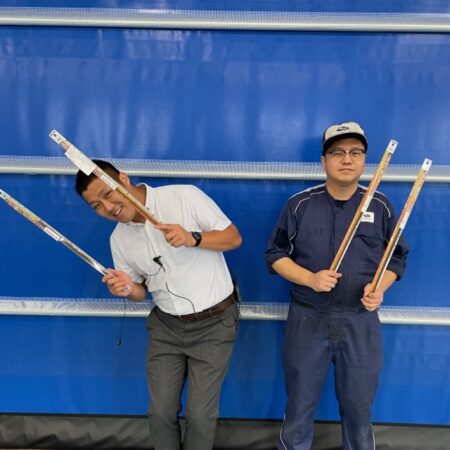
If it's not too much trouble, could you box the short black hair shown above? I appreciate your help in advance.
[74,159,120,197]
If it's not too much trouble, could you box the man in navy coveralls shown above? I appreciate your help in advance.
[265,122,409,450]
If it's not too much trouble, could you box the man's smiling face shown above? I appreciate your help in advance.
[82,173,139,223]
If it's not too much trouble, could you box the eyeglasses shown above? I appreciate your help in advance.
[325,148,366,159]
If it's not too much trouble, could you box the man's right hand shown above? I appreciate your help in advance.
[307,270,342,292]
[102,269,133,297]
[271,257,342,291]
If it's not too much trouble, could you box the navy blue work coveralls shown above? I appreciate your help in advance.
[265,184,409,450]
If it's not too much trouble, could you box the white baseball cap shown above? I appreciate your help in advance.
[322,121,368,155]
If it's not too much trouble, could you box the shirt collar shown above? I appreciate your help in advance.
[124,183,155,227]
[325,185,361,209]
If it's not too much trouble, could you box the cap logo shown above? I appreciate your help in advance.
[336,126,350,132]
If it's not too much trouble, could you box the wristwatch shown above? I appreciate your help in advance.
[191,231,202,247]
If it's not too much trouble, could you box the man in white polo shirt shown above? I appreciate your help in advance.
[75,160,242,450]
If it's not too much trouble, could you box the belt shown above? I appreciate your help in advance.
[178,292,235,321]
[292,297,367,313]
[292,298,314,309]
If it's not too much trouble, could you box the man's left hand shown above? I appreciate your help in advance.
[154,223,195,247]
[361,283,384,312]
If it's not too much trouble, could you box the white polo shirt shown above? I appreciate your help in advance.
[110,184,234,315]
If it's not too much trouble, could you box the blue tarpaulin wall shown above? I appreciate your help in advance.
[0,0,449,425]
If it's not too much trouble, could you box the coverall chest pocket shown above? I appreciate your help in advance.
[354,222,385,259]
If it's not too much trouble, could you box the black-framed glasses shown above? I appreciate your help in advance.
[325,148,366,159]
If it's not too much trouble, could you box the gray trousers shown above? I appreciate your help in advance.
[146,302,239,450]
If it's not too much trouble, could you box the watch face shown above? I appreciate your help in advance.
[192,231,202,246]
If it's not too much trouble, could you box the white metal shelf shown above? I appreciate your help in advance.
[1,156,449,183]
[0,297,449,326]
[1,8,450,33]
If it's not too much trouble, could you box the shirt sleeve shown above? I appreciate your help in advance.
[184,185,232,231]
[265,199,298,273]
[384,199,410,280]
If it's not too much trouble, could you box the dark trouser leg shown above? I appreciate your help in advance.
[334,311,382,450]
[182,303,239,450]
[147,308,187,450]
[279,305,331,450]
